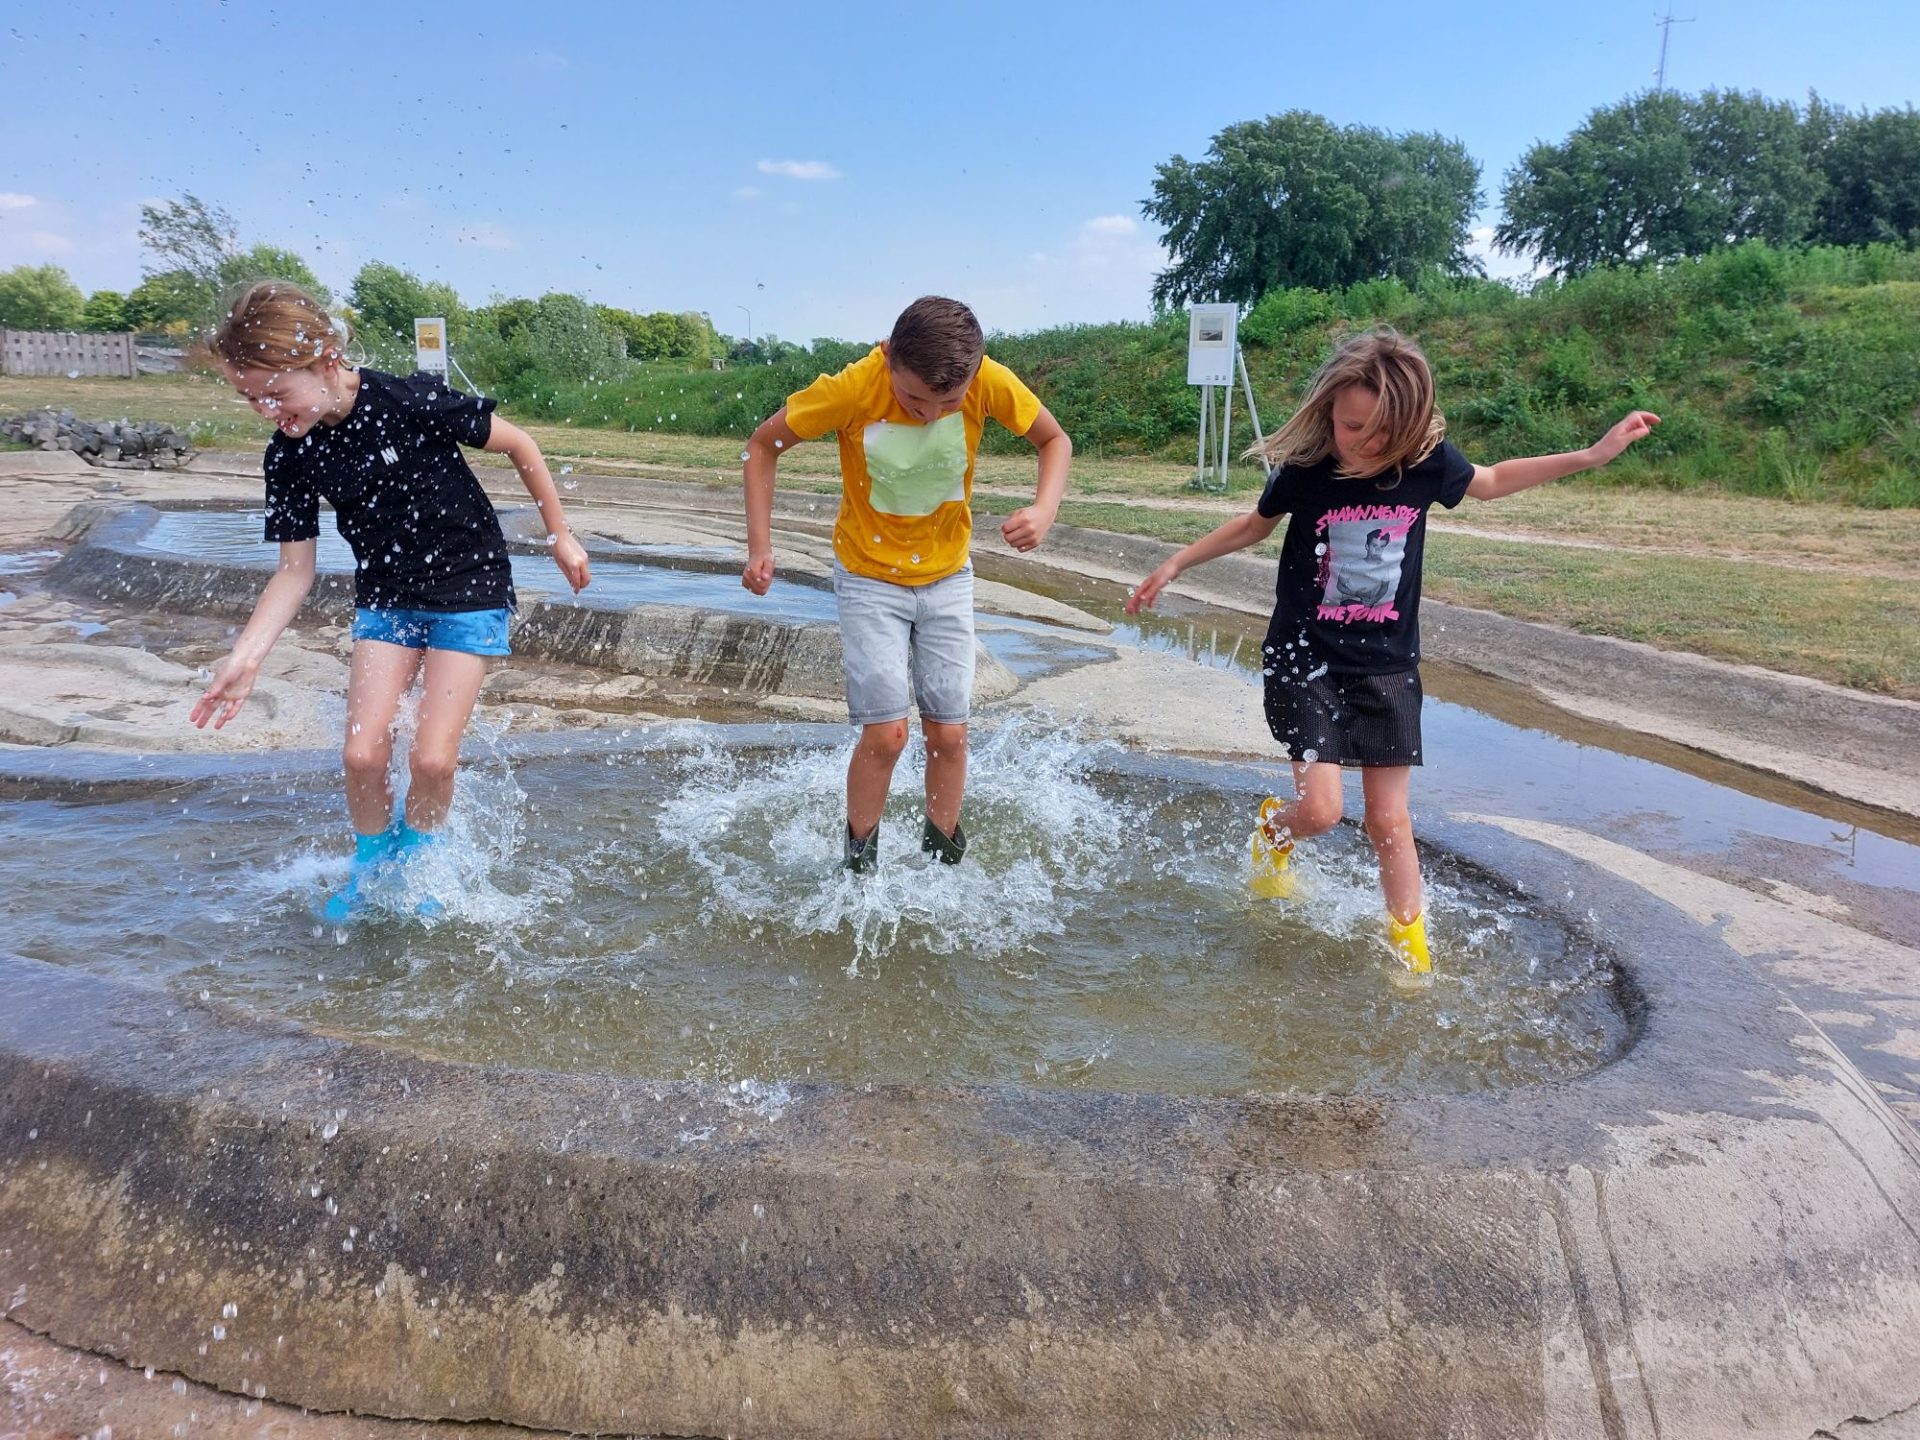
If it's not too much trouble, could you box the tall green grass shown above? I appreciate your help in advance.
[469,241,1920,507]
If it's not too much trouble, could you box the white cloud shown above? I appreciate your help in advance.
[14,230,74,256]
[962,211,1169,333]
[757,159,843,181]
[0,193,37,211]
[453,223,515,250]
[1467,225,1542,286]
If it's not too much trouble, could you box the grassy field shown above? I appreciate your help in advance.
[5,370,1917,697]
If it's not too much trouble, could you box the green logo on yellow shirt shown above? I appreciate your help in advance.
[861,413,966,517]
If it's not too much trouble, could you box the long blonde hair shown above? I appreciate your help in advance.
[205,281,351,373]
[1248,327,1445,481]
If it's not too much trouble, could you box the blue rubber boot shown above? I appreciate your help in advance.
[391,823,445,918]
[319,826,399,924]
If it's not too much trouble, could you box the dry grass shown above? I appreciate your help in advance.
[5,371,1916,694]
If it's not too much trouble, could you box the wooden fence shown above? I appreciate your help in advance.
[0,329,137,378]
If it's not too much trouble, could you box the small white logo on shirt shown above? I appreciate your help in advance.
[379,445,399,466]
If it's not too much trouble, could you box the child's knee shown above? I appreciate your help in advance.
[1291,792,1343,836]
[1363,804,1413,851]
[408,745,460,790]
[923,721,968,759]
[343,735,391,779]
[860,720,910,760]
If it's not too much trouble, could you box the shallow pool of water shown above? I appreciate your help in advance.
[136,509,839,621]
[0,723,1628,1096]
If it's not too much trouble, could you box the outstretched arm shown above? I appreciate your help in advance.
[742,406,806,595]
[190,539,316,729]
[1000,406,1072,553]
[1125,507,1282,614]
[484,418,591,591]
[1466,410,1661,501]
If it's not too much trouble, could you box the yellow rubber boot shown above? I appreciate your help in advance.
[1387,911,1432,975]
[1249,796,1295,899]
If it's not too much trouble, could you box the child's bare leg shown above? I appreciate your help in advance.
[847,719,909,839]
[1360,765,1423,923]
[1266,760,1344,841]
[343,641,423,834]
[922,720,968,836]
[404,649,490,832]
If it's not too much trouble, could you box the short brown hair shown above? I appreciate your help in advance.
[887,296,983,392]
[1249,326,1444,480]
[206,280,350,373]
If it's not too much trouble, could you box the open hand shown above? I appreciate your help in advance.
[190,655,258,730]
[1125,560,1179,615]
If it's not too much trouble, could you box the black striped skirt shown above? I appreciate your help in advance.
[1263,664,1424,767]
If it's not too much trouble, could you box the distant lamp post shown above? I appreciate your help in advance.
[736,305,752,348]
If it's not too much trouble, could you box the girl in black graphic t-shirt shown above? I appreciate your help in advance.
[191,282,592,920]
[1129,328,1657,977]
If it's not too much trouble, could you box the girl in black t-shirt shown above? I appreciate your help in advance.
[190,282,592,920]
[1128,328,1657,977]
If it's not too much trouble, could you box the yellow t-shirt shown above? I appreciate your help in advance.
[783,345,1041,584]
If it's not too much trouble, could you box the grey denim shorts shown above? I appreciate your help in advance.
[831,562,975,726]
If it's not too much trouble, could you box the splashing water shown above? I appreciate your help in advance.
[0,724,1628,1095]
[656,718,1130,972]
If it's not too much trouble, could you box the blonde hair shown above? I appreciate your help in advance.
[206,281,350,372]
[1249,327,1445,481]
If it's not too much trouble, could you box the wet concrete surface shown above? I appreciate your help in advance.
[4,452,1920,1435]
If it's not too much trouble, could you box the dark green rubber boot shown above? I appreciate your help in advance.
[920,816,968,866]
[843,822,880,875]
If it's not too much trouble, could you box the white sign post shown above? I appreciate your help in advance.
[413,317,449,376]
[1186,303,1263,493]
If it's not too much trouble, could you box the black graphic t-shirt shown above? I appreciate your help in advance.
[263,369,514,612]
[1255,439,1475,675]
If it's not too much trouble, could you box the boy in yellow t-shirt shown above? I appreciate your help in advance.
[742,296,1072,872]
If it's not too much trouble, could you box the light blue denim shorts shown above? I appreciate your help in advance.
[351,606,511,657]
[831,562,975,726]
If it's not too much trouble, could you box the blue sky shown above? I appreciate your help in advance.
[2,0,1915,344]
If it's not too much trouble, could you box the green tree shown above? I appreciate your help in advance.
[523,292,626,381]
[0,264,86,329]
[1815,105,1920,247]
[219,244,330,302]
[349,262,464,367]
[670,311,716,362]
[1497,90,1821,276]
[125,270,213,331]
[471,295,537,341]
[1143,111,1482,306]
[80,290,129,331]
[138,194,236,290]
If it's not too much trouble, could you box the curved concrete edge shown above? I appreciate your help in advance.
[969,512,1920,819]
[1,747,1918,1436]
[41,503,1018,710]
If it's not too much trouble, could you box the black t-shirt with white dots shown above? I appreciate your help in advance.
[263,369,514,613]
